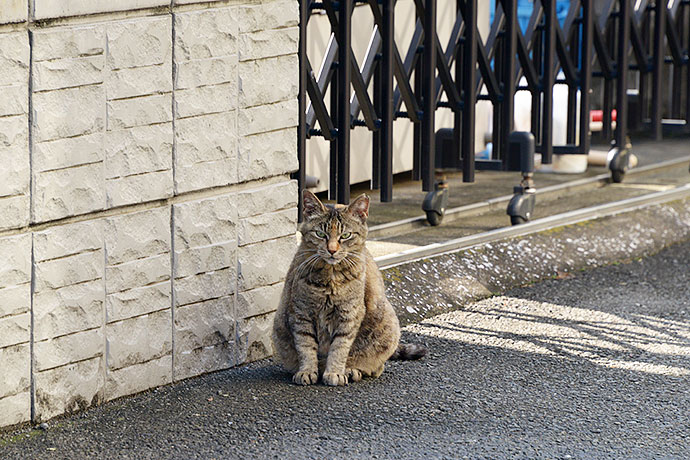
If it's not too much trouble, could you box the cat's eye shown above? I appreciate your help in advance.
[315,230,327,239]
[340,232,352,240]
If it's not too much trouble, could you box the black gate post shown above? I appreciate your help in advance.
[336,0,352,204]
[615,0,630,147]
[500,0,518,168]
[542,0,556,164]
[462,0,477,183]
[381,0,395,202]
[579,0,593,153]
[421,0,437,191]
[651,0,665,140]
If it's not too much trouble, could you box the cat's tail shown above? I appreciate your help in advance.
[389,342,427,361]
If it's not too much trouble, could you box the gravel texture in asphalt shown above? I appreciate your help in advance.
[1,239,689,460]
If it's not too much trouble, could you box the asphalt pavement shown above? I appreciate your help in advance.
[1,239,689,460]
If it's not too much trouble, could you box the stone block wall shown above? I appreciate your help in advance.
[0,0,298,428]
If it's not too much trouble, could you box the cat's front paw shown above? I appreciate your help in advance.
[346,368,362,382]
[292,370,318,385]
[322,372,348,386]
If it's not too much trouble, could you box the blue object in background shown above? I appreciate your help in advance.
[490,0,571,32]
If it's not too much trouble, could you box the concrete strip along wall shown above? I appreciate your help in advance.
[0,0,299,427]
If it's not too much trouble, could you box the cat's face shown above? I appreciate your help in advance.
[299,191,369,265]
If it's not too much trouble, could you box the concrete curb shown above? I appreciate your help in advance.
[382,197,690,326]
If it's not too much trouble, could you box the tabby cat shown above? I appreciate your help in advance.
[272,190,426,386]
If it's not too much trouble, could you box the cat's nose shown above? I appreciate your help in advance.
[327,242,338,254]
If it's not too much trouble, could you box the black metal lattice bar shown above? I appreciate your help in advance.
[421,0,437,192]
[461,0,477,183]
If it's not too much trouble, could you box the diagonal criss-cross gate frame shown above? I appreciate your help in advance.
[296,0,690,218]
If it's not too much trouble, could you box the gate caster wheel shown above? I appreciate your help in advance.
[510,215,527,226]
[608,137,633,184]
[422,181,449,227]
[507,186,536,226]
[426,210,444,226]
[611,169,625,184]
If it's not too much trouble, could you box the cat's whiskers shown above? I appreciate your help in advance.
[296,254,320,278]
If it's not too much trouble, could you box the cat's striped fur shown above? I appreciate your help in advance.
[272,190,426,386]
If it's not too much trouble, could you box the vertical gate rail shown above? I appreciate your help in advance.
[296,0,690,217]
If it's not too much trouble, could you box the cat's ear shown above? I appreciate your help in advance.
[302,190,326,220]
[346,193,370,223]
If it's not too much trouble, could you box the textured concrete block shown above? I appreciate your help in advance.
[176,158,238,195]
[0,313,30,348]
[238,0,298,33]
[35,250,104,292]
[174,111,236,164]
[238,98,297,136]
[34,356,104,422]
[237,235,296,291]
[237,311,275,363]
[238,208,297,246]
[0,234,31,288]
[106,253,170,294]
[0,114,28,148]
[106,310,172,370]
[237,282,283,319]
[0,195,29,231]
[107,16,171,70]
[107,93,172,130]
[33,55,105,92]
[104,207,170,265]
[239,55,297,108]
[238,27,298,62]
[106,355,172,401]
[0,147,29,197]
[105,123,172,179]
[0,284,31,319]
[34,220,103,262]
[174,241,235,279]
[0,0,27,24]
[32,25,104,62]
[0,392,30,427]
[34,133,104,173]
[174,8,238,60]
[0,344,30,399]
[33,280,104,341]
[174,268,235,307]
[34,328,104,372]
[175,296,234,352]
[32,162,105,222]
[174,111,237,193]
[106,169,173,207]
[106,281,171,323]
[0,32,29,86]
[34,0,168,20]
[174,340,236,381]
[238,128,298,182]
[173,194,236,250]
[33,85,104,143]
[106,64,171,100]
[0,198,25,233]
[236,180,298,218]
[175,56,236,90]
[0,84,28,117]
[175,83,236,119]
